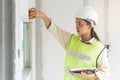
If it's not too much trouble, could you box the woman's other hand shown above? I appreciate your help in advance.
[70,71,89,78]
[70,71,99,80]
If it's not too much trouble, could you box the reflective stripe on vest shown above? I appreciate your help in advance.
[68,50,91,61]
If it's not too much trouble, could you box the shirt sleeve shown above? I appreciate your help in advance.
[47,19,72,49]
[95,48,110,80]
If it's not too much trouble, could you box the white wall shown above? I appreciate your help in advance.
[39,0,107,80]
[108,0,120,80]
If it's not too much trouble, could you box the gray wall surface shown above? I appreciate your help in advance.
[0,0,3,79]
[0,0,13,80]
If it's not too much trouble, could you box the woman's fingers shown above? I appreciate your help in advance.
[29,8,44,19]
[29,8,37,12]
[29,12,36,19]
[29,15,36,19]
[29,8,38,19]
[29,11,36,16]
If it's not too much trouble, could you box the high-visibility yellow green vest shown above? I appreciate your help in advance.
[64,34,105,80]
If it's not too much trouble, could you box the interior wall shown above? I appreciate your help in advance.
[108,0,120,79]
[0,0,3,79]
[1,0,13,80]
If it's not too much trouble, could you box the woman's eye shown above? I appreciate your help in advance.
[76,23,82,26]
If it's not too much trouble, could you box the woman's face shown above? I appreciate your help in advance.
[76,18,91,36]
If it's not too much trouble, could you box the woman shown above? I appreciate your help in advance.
[29,6,109,80]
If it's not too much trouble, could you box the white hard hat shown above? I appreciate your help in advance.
[76,6,98,26]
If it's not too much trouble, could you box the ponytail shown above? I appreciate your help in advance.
[84,19,100,41]
[91,28,100,41]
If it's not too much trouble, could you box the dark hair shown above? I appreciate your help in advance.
[84,19,100,41]
[91,27,100,41]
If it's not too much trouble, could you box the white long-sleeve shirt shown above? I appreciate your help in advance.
[47,19,110,80]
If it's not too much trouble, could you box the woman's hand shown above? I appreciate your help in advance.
[70,71,89,78]
[29,8,44,19]
[29,8,51,27]
[70,71,99,80]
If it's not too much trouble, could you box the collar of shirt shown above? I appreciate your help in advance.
[78,36,97,44]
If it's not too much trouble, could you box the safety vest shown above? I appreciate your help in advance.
[64,34,105,80]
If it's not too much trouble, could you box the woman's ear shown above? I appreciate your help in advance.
[88,25,92,30]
